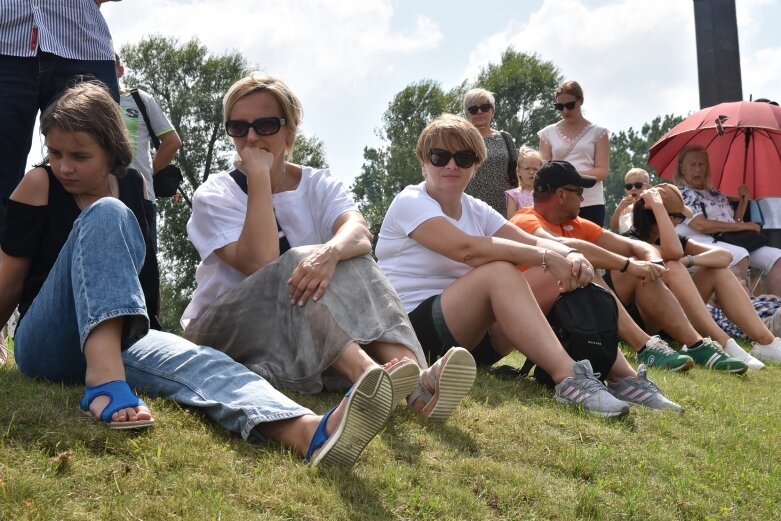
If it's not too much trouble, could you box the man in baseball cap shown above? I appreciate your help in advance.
[533,160,597,193]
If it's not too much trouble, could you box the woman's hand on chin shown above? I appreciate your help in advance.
[237,145,274,180]
[287,245,339,306]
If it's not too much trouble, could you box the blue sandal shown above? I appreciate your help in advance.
[80,380,155,430]
[305,366,393,467]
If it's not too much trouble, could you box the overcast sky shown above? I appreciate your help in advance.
[29,0,781,187]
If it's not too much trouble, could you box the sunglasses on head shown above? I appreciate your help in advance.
[554,100,577,111]
[467,103,493,115]
[225,117,287,137]
[624,182,645,190]
[429,148,478,168]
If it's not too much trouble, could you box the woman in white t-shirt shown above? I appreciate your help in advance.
[182,73,474,422]
[376,114,632,418]
[538,80,609,226]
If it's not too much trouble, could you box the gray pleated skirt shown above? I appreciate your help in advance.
[184,246,426,393]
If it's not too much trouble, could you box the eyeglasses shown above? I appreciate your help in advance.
[624,182,646,190]
[559,186,584,196]
[554,101,577,111]
[466,103,493,115]
[225,117,287,137]
[429,148,478,168]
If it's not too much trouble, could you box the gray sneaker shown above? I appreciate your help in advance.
[554,360,630,418]
[607,365,684,413]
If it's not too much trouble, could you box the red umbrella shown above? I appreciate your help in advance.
[648,101,781,198]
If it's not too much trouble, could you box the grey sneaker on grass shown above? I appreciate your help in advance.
[607,365,684,413]
[554,360,630,418]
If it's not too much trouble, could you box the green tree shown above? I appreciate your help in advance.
[474,49,561,147]
[121,36,329,331]
[352,80,456,240]
[604,114,684,226]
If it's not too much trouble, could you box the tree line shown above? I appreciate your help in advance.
[120,35,681,331]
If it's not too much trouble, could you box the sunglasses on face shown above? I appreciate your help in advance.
[429,148,478,168]
[225,117,287,137]
[624,182,646,190]
[560,186,584,196]
[554,100,577,111]
[466,103,493,115]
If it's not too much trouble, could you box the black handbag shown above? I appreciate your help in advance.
[130,89,183,198]
[152,164,183,198]
[713,230,769,252]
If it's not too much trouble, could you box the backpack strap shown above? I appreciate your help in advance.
[129,89,161,150]
[227,168,291,254]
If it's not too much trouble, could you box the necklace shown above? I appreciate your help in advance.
[75,176,116,210]
[271,162,287,194]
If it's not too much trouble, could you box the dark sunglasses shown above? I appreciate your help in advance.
[429,148,478,168]
[225,117,287,137]
[554,100,577,111]
[624,182,645,190]
[559,186,584,196]
[467,103,493,115]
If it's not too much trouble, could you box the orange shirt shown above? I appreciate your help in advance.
[511,207,605,242]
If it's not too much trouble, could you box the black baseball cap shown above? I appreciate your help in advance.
[533,160,597,192]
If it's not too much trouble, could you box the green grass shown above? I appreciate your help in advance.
[2,346,781,521]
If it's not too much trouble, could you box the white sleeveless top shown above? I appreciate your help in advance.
[538,122,609,208]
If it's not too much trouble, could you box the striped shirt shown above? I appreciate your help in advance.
[0,0,117,60]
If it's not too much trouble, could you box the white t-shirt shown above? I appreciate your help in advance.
[376,182,507,312]
[182,167,358,327]
[119,89,175,199]
[538,123,609,208]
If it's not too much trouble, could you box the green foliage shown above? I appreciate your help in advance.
[352,49,561,243]
[474,49,561,147]
[120,35,247,331]
[605,114,685,224]
[120,36,328,331]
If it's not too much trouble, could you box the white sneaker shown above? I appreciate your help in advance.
[724,338,765,370]
[750,337,781,364]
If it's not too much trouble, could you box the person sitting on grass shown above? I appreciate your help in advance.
[0,82,393,468]
[511,161,748,374]
[609,167,652,233]
[182,72,474,422]
[629,184,781,369]
[504,145,543,219]
[377,114,683,417]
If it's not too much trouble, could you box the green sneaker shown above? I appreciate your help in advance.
[682,338,748,374]
[636,336,694,372]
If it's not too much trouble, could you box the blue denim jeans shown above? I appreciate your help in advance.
[0,53,119,227]
[123,330,314,440]
[14,199,149,383]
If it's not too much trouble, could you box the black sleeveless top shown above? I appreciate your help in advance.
[0,166,161,329]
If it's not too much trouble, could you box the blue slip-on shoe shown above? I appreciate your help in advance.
[80,380,155,430]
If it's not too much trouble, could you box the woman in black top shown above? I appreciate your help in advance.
[0,82,156,428]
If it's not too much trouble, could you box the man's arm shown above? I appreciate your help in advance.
[152,130,182,174]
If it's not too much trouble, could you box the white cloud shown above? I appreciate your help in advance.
[105,0,442,100]
[463,0,703,134]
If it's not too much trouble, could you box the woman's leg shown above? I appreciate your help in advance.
[440,261,574,383]
[694,267,775,344]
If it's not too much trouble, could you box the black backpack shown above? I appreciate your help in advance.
[521,283,619,388]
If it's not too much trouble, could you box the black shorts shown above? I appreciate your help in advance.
[407,294,502,366]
